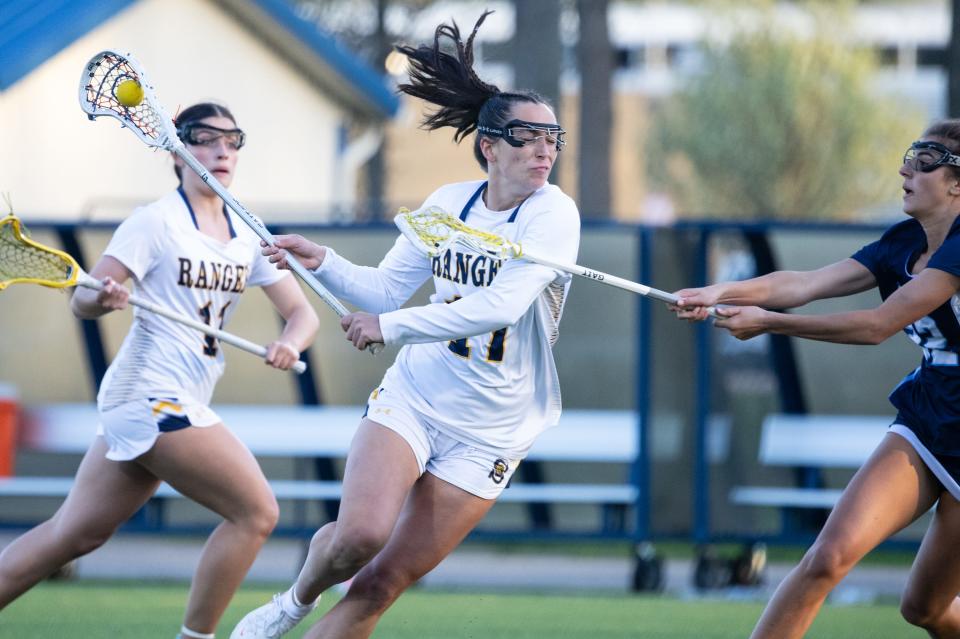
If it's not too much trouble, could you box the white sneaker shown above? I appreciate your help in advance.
[230,593,314,639]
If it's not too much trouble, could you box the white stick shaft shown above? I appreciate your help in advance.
[173,148,346,314]
[521,250,721,318]
[78,276,306,374]
[173,146,382,355]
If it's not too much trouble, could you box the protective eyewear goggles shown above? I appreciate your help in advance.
[177,123,246,150]
[477,119,566,151]
[903,141,960,173]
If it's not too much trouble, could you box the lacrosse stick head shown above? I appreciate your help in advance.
[394,206,521,260]
[79,50,180,151]
[0,214,81,291]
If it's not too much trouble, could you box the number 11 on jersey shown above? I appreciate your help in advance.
[199,301,231,356]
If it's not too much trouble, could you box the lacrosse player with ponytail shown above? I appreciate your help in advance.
[231,11,580,639]
[0,103,319,639]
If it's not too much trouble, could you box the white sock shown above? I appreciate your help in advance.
[178,626,215,639]
[279,583,318,618]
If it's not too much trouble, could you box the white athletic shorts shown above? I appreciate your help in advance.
[363,384,522,500]
[96,397,221,461]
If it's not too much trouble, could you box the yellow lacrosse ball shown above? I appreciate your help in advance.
[115,79,143,107]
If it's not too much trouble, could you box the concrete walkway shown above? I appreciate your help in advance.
[0,532,908,604]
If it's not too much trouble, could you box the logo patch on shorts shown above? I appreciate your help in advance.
[148,398,191,432]
[488,458,509,484]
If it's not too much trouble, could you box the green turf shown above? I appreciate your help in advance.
[0,580,919,639]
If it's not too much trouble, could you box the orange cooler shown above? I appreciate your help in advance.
[0,384,18,476]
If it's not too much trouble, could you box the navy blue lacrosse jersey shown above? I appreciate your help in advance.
[852,216,960,455]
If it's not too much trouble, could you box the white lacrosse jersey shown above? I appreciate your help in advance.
[315,179,580,455]
[97,189,289,410]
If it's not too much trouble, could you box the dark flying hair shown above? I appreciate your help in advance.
[395,10,551,170]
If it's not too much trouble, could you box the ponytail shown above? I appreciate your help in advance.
[396,11,551,170]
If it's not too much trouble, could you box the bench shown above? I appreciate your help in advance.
[730,413,890,514]
[1,403,640,536]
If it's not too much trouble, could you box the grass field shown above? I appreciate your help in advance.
[1,580,919,639]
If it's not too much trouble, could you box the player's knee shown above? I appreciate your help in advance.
[798,542,852,583]
[900,594,943,629]
[49,513,115,557]
[327,527,387,571]
[242,495,280,539]
[66,527,114,557]
[227,496,280,539]
[307,521,335,552]
[220,492,279,541]
[348,563,412,608]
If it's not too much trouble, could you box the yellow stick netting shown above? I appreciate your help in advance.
[397,207,519,258]
[0,214,79,291]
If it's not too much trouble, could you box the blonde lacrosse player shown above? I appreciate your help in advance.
[0,103,319,639]
[674,119,960,639]
[231,11,580,639]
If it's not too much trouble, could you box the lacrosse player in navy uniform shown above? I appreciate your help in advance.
[673,119,960,639]
[0,103,319,639]
[232,11,580,639]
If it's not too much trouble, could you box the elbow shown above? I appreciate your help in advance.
[69,289,106,320]
[69,296,92,320]
[378,297,403,314]
[860,331,887,346]
[293,307,321,348]
[303,316,321,348]
[860,317,899,345]
[378,285,411,314]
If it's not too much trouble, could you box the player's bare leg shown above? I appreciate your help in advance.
[750,434,940,639]
[293,420,422,602]
[139,423,279,635]
[0,437,160,608]
[303,471,496,639]
[899,493,960,637]
[230,420,422,638]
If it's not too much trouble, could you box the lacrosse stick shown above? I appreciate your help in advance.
[78,49,380,354]
[395,206,721,318]
[0,213,306,374]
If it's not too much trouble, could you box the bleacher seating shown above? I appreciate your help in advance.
[730,413,890,511]
[2,403,640,537]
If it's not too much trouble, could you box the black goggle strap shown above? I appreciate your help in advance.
[906,141,960,171]
[177,122,246,149]
[477,119,566,150]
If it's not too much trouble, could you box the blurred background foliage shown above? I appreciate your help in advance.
[646,1,925,220]
[286,0,951,221]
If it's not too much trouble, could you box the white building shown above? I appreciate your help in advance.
[0,0,398,221]
[607,1,947,119]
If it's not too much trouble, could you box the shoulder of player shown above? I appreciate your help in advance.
[522,185,580,226]
[124,191,180,232]
[877,217,921,245]
[423,180,487,211]
[944,215,960,244]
